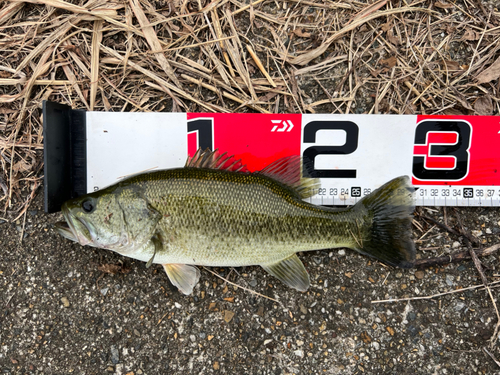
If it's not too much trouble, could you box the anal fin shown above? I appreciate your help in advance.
[163,264,201,295]
[261,254,310,292]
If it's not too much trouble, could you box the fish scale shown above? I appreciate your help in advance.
[56,149,415,295]
[132,168,358,266]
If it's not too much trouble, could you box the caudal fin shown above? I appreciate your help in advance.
[354,176,415,268]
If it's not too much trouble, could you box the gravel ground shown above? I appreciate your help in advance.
[2,1,500,374]
[1,193,500,374]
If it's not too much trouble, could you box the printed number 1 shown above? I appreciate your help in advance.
[188,118,213,151]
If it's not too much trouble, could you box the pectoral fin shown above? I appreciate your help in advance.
[261,254,310,292]
[145,235,162,268]
[163,264,201,295]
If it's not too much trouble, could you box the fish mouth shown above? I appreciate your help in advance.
[56,206,94,246]
[55,221,77,242]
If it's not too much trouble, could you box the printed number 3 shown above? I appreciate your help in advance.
[413,120,471,181]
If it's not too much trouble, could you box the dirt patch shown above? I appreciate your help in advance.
[1,193,499,374]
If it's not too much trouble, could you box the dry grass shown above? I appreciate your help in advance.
[0,0,499,218]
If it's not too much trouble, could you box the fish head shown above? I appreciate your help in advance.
[55,186,161,255]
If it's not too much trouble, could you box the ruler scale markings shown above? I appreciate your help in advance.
[82,111,500,208]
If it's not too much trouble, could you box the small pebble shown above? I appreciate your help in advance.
[454,302,465,311]
[338,249,346,256]
[110,345,119,364]
[414,270,424,279]
[446,274,454,286]
[452,241,461,248]
[486,228,492,234]
[100,288,109,296]
[294,350,304,358]
[174,302,182,309]
[61,297,70,308]
[361,331,372,344]
[223,310,235,323]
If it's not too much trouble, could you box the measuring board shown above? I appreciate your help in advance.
[43,101,500,213]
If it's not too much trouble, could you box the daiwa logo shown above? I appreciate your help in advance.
[271,119,294,132]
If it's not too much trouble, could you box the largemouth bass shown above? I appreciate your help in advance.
[56,149,415,295]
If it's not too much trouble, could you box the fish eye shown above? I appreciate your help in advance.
[82,199,95,213]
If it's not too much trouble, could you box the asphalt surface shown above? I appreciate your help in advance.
[1,193,500,374]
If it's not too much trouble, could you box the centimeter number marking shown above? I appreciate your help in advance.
[308,186,500,207]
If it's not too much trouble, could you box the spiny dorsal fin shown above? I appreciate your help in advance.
[185,148,248,173]
[258,156,320,199]
[186,149,320,199]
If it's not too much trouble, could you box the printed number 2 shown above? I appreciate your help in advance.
[302,121,359,178]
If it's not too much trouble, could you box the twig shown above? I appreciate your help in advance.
[404,81,432,108]
[457,213,500,349]
[203,267,280,303]
[414,244,500,268]
[157,310,170,326]
[181,74,270,113]
[90,19,103,110]
[129,0,181,87]
[288,7,434,65]
[419,214,460,236]
[483,347,500,368]
[372,280,500,304]
[246,44,276,87]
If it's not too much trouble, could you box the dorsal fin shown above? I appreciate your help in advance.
[185,148,249,173]
[185,149,320,199]
[258,156,320,199]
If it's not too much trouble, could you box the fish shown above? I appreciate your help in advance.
[55,148,415,295]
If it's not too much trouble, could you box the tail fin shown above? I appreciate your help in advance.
[354,176,415,268]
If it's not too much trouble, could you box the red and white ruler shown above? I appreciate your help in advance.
[86,112,500,207]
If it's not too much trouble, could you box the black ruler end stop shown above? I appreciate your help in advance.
[43,101,87,213]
